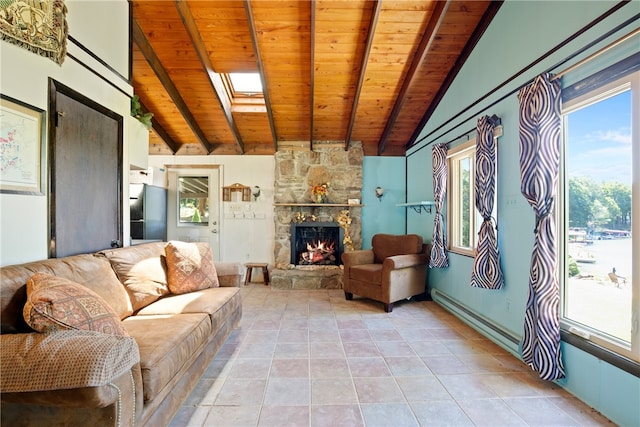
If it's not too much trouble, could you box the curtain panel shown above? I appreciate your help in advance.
[470,116,504,289]
[429,143,449,268]
[518,73,565,381]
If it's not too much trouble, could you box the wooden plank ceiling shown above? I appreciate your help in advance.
[131,0,499,156]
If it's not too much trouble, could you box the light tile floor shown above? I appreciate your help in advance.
[169,286,613,427]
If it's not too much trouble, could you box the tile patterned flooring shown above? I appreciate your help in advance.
[169,286,613,427]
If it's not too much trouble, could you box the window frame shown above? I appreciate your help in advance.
[222,73,264,100]
[559,70,639,365]
[446,138,480,256]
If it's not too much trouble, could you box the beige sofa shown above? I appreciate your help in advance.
[0,242,243,427]
[342,234,430,312]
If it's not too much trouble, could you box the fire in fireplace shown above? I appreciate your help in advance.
[290,222,343,266]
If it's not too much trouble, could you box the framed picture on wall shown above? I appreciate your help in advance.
[0,95,46,195]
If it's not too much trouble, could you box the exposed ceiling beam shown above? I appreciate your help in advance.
[142,102,180,154]
[377,0,449,156]
[344,0,381,150]
[132,19,214,154]
[175,0,245,155]
[405,1,504,151]
[310,1,316,151]
[244,0,278,152]
[136,97,180,154]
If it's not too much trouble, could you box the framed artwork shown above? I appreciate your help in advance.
[0,95,46,195]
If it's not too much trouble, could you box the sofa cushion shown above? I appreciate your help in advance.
[349,264,383,285]
[122,313,212,402]
[23,273,129,336]
[164,241,219,293]
[99,243,170,312]
[372,234,423,264]
[136,287,242,332]
[1,254,132,334]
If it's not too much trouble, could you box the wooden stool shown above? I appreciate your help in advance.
[244,263,270,286]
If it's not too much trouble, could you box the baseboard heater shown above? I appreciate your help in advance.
[431,288,521,354]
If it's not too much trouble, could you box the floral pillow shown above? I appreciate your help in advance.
[23,273,129,336]
[164,241,219,294]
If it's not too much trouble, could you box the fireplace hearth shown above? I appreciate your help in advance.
[290,222,343,266]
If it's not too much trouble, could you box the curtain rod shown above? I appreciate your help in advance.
[407,11,639,158]
[550,27,640,81]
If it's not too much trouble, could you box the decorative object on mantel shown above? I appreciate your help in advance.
[0,0,68,65]
[222,183,251,202]
[336,209,354,251]
[310,182,329,203]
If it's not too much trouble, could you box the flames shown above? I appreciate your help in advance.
[301,239,335,264]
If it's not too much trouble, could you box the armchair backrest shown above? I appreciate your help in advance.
[371,234,424,263]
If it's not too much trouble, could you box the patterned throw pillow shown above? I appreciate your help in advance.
[164,241,219,294]
[23,273,129,336]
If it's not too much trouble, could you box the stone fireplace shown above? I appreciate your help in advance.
[271,143,363,289]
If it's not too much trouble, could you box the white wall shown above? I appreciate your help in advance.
[148,155,275,265]
[0,0,132,266]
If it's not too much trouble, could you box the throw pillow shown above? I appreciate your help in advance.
[23,273,129,336]
[164,241,219,294]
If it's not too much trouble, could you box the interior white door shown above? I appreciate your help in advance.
[167,168,221,260]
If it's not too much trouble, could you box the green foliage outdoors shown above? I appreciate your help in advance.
[191,208,201,223]
[569,177,631,230]
[567,255,579,277]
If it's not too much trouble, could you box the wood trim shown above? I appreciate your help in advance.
[244,0,278,151]
[274,203,363,207]
[310,1,316,151]
[132,19,214,153]
[561,330,640,378]
[143,98,181,154]
[377,0,449,156]
[175,1,245,154]
[48,78,123,258]
[345,0,381,150]
[562,52,640,101]
[406,0,503,150]
[68,35,129,84]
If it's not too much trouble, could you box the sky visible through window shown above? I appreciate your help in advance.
[228,73,262,94]
[566,90,631,184]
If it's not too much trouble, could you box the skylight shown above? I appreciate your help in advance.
[228,73,262,95]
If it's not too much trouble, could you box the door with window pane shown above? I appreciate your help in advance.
[167,168,220,259]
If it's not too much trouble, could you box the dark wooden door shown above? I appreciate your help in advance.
[49,80,123,258]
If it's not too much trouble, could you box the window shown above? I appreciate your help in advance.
[447,139,482,256]
[223,73,263,99]
[178,176,209,225]
[561,70,638,363]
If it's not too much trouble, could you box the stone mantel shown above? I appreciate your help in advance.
[274,203,363,207]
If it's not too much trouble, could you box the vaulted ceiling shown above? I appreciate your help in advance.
[131,0,501,156]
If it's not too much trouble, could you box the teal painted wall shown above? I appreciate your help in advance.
[362,157,407,249]
[405,1,639,425]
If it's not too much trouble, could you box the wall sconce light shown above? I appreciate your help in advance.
[252,185,261,201]
[375,186,384,201]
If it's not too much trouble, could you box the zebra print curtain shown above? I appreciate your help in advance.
[470,116,504,289]
[429,143,449,268]
[518,73,565,381]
